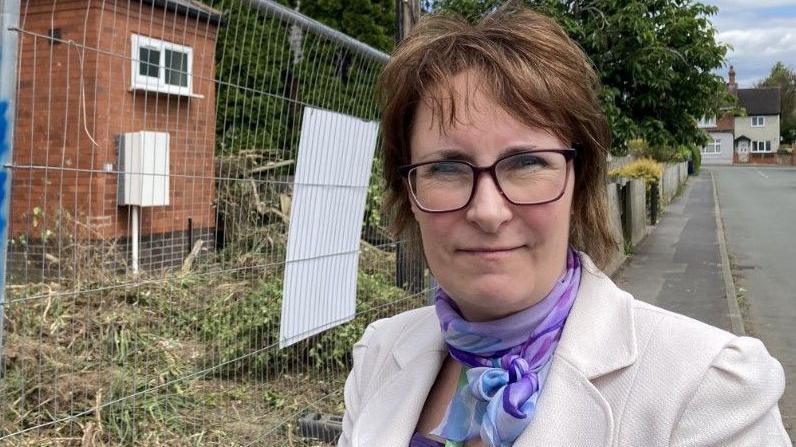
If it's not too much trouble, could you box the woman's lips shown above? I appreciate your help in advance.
[458,246,524,259]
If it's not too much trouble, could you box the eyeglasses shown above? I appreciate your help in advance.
[398,149,576,213]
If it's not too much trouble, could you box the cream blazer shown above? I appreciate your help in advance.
[338,252,790,446]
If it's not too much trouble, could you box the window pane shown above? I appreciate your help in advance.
[139,47,159,78]
[165,49,189,87]
[766,141,771,151]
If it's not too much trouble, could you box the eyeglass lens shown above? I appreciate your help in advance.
[408,151,568,212]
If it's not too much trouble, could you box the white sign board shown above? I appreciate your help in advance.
[279,107,379,348]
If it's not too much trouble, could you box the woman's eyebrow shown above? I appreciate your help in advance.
[418,145,543,163]
[500,145,540,157]
[419,149,474,162]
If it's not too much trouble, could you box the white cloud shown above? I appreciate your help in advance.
[708,0,796,9]
[703,1,796,87]
[718,28,795,58]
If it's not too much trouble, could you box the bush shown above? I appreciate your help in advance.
[674,145,692,162]
[201,269,412,377]
[608,158,663,185]
[689,145,702,174]
[644,145,678,162]
[627,138,649,157]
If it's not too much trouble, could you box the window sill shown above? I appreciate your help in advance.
[129,86,204,99]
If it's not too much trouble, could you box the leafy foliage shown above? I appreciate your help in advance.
[299,0,396,52]
[689,144,701,174]
[609,158,662,184]
[756,61,796,144]
[431,0,729,155]
[201,269,411,377]
[207,0,393,158]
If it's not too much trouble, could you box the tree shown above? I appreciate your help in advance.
[431,0,729,155]
[756,62,796,145]
[299,0,396,53]
[207,0,395,156]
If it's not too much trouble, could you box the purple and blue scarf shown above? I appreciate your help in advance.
[430,247,581,446]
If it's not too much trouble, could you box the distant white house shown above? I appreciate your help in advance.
[698,114,734,165]
[733,87,781,164]
[698,65,782,166]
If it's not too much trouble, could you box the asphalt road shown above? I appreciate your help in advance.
[711,165,796,438]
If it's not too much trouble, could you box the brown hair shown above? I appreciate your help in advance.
[378,4,617,269]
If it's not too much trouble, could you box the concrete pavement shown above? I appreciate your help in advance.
[613,172,730,330]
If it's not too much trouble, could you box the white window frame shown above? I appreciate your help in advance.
[751,116,765,127]
[751,140,772,153]
[131,34,194,97]
[697,116,716,128]
[702,137,721,154]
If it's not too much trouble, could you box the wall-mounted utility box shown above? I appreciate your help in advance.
[117,131,170,207]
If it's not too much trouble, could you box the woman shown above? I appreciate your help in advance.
[339,5,789,446]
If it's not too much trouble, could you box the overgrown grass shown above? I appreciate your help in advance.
[1,241,420,445]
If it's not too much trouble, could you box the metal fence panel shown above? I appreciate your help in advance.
[1,0,428,444]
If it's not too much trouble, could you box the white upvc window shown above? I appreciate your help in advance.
[702,138,721,154]
[697,116,716,128]
[751,116,765,127]
[751,140,772,153]
[131,34,194,97]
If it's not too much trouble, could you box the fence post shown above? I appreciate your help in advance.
[0,0,21,359]
[394,0,427,298]
[649,181,659,225]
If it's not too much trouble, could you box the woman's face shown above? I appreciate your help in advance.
[409,71,575,321]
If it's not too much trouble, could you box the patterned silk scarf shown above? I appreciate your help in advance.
[431,247,581,446]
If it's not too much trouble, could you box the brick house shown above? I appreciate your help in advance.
[9,0,222,277]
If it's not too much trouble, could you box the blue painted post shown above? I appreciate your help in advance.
[0,0,21,358]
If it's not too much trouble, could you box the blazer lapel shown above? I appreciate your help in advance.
[351,308,447,447]
[513,356,614,446]
[515,252,638,446]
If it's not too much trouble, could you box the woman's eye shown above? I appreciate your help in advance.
[428,163,467,175]
[508,155,545,169]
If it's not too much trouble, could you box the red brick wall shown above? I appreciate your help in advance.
[11,0,218,244]
[732,151,794,165]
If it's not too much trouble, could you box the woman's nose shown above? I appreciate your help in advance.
[465,172,513,233]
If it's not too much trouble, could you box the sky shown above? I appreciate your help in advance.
[703,0,796,87]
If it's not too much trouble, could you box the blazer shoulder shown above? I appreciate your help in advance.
[631,299,736,355]
[357,305,437,348]
[353,305,440,370]
[627,299,783,407]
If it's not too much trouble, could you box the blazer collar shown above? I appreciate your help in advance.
[555,251,637,379]
[352,251,637,446]
[352,309,447,447]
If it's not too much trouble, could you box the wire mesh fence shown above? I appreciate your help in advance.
[1,0,428,444]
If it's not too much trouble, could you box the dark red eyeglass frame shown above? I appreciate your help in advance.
[397,148,577,213]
